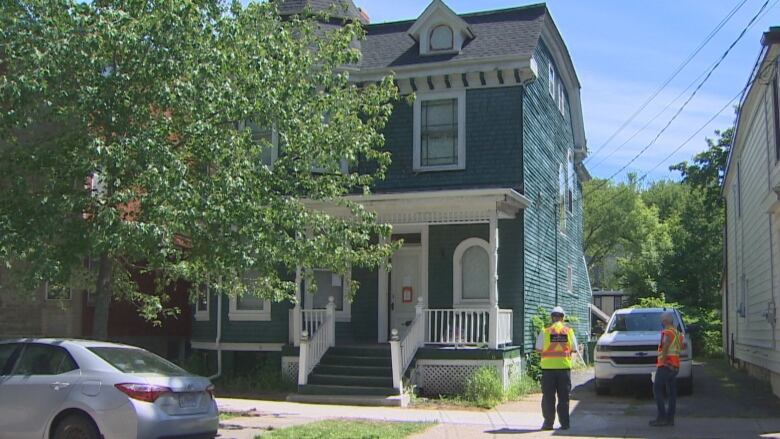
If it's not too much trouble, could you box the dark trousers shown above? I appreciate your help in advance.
[541,369,571,428]
[653,366,678,421]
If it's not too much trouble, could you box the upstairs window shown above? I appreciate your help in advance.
[430,25,454,51]
[559,163,567,232]
[413,91,466,171]
[567,150,575,213]
[548,64,556,98]
[241,120,278,167]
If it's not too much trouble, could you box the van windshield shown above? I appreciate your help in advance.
[608,312,682,333]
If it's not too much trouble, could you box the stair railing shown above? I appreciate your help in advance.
[389,297,426,393]
[298,296,336,385]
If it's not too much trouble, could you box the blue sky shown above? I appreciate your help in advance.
[354,0,778,182]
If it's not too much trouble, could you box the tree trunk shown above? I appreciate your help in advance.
[92,253,114,340]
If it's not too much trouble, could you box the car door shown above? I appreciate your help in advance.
[0,343,81,439]
[0,343,23,435]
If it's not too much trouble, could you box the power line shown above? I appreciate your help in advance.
[585,54,779,213]
[585,0,750,163]
[581,0,774,199]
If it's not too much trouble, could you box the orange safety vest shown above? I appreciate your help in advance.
[541,322,575,369]
[657,327,683,368]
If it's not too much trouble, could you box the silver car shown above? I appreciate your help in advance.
[0,339,218,439]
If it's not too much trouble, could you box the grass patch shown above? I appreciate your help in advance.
[259,420,434,439]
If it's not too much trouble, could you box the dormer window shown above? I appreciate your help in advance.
[430,25,454,51]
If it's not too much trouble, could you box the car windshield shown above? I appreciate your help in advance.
[88,347,189,376]
[608,312,682,333]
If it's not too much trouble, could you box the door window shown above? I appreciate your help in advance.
[0,344,21,375]
[13,344,78,376]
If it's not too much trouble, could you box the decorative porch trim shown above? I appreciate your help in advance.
[190,341,284,352]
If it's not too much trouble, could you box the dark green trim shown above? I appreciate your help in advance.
[415,346,522,360]
[281,345,300,356]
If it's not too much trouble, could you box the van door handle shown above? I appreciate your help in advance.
[51,382,71,391]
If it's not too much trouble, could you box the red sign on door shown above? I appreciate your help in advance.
[402,287,413,303]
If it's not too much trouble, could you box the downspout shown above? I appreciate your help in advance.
[209,293,223,381]
[768,213,777,350]
[554,201,559,306]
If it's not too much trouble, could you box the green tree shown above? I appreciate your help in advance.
[584,174,670,294]
[0,0,398,338]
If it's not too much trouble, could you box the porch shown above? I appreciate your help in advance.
[285,189,530,405]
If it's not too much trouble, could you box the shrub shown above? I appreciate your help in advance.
[463,367,504,408]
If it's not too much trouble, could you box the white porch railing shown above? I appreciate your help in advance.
[425,307,513,347]
[498,309,513,346]
[390,297,426,392]
[297,297,335,385]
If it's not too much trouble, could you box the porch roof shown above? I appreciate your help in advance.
[344,188,532,225]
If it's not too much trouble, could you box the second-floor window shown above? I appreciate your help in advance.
[241,120,278,167]
[413,91,466,172]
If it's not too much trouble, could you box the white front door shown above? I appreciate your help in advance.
[390,246,422,336]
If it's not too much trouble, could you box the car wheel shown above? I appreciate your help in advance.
[53,414,100,439]
[678,375,693,396]
[595,379,611,395]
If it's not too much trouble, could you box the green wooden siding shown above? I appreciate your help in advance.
[497,216,525,346]
[521,41,591,350]
[366,87,524,193]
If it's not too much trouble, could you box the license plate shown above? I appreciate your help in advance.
[179,393,198,408]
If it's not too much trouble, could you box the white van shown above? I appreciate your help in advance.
[594,308,694,395]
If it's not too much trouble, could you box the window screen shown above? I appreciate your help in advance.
[461,246,489,300]
[421,99,458,167]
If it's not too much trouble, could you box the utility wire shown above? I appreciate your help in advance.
[585,0,750,163]
[580,0,774,200]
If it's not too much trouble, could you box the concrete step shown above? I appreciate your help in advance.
[313,364,393,377]
[286,392,409,407]
[298,384,398,396]
[308,373,394,388]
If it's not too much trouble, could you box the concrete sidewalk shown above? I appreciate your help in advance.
[216,397,780,439]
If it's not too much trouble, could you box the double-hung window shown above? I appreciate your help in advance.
[306,269,351,321]
[414,91,466,171]
[228,273,272,321]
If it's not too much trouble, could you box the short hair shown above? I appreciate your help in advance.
[661,312,675,323]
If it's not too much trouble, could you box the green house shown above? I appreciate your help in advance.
[192,0,592,405]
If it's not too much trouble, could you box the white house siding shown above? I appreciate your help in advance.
[724,37,780,397]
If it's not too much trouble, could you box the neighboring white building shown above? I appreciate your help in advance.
[723,26,780,398]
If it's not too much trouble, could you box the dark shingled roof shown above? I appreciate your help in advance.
[359,4,547,70]
[277,0,361,19]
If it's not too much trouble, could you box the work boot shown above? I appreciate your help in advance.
[649,418,668,427]
[541,424,554,431]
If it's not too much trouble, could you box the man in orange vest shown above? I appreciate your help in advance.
[650,311,683,427]
[536,306,577,431]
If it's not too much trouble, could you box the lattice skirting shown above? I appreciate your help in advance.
[281,356,299,382]
[411,357,525,396]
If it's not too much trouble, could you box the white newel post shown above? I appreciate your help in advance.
[390,328,402,391]
[298,330,309,385]
[293,267,303,347]
[326,296,336,347]
[488,211,500,349]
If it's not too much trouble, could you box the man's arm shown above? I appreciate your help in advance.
[659,332,671,365]
[535,332,544,352]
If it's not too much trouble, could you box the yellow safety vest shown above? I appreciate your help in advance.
[541,322,575,370]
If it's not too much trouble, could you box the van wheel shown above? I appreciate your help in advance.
[595,379,611,395]
[53,414,100,439]
[678,375,693,396]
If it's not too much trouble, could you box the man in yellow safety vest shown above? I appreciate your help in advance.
[536,306,577,431]
[650,311,683,427]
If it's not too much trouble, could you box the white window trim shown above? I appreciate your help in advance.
[194,284,210,321]
[45,282,72,301]
[453,237,491,307]
[548,64,556,98]
[238,121,279,168]
[413,90,467,172]
[305,269,352,322]
[567,265,574,294]
[228,294,272,322]
[429,24,454,52]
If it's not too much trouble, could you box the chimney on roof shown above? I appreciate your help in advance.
[358,7,370,24]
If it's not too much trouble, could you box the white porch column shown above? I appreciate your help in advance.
[489,211,500,349]
[293,266,303,347]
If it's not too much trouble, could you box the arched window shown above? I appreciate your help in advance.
[430,25,454,51]
[453,238,490,305]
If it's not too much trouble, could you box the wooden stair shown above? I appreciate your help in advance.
[287,345,409,407]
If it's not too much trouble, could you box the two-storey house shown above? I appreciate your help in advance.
[191,0,592,406]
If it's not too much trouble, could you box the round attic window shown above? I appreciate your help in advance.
[430,25,454,51]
